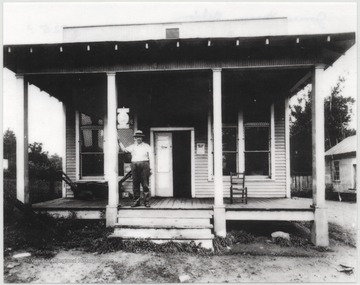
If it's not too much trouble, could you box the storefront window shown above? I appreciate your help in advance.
[244,99,271,176]
[80,113,104,177]
[222,127,237,175]
[244,123,270,176]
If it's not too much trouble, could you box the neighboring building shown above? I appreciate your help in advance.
[4,17,356,247]
[325,135,357,192]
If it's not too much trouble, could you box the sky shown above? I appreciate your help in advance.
[2,1,357,157]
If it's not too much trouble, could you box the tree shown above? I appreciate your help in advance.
[290,76,356,174]
[28,142,62,180]
[324,77,356,150]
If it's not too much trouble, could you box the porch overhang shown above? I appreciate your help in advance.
[4,32,355,76]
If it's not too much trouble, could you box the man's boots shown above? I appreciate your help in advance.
[144,191,151,207]
[131,197,141,207]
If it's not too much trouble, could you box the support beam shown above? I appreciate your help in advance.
[62,102,67,198]
[103,113,108,180]
[310,65,329,247]
[285,96,291,198]
[75,111,80,181]
[212,68,226,237]
[105,72,119,227]
[270,103,275,179]
[238,109,245,173]
[16,75,30,204]
[289,71,312,95]
[207,107,213,181]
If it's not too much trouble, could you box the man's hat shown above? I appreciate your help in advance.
[133,130,145,137]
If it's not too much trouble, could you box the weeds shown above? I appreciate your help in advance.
[328,223,356,248]
[213,230,255,254]
[273,235,311,248]
[4,208,354,258]
[273,237,291,247]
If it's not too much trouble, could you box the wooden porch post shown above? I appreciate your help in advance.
[285,96,291,198]
[61,102,67,198]
[212,68,226,237]
[16,75,30,204]
[310,65,329,246]
[105,72,119,227]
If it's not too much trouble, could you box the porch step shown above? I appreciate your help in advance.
[112,228,213,240]
[112,208,214,249]
[114,224,213,229]
[107,236,214,250]
[117,209,213,218]
[115,217,212,227]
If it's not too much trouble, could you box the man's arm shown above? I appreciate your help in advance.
[119,141,131,153]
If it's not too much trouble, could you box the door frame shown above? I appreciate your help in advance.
[150,127,195,198]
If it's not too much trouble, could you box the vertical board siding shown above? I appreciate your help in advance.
[66,108,76,197]
[194,98,287,198]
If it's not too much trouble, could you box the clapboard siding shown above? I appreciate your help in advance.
[194,97,287,198]
[65,100,287,199]
[65,108,76,197]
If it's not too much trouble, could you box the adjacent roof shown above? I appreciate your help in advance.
[325,135,357,157]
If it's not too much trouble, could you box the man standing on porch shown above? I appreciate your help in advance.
[121,130,152,207]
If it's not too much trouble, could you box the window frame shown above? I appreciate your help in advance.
[77,111,105,180]
[208,104,275,180]
[333,160,340,181]
[222,125,238,176]
[243,122,271,177]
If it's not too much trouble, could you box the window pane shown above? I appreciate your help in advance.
[334,161,340,180]
[81,154,104,176]
[223,153,237,176]
[81,130,104,152]
[245,152,269,176]
[222,128,237,151]
[245,127,269,151]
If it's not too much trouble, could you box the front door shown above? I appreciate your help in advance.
[155,132,173,197]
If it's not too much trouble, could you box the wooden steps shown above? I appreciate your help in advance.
[110,208,214,249]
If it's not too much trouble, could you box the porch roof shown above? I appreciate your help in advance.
[4,32,355,75]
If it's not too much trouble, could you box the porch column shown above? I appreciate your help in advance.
[105,72,119,227]
[212,68,226,237]
[285,96,291,198]
[16,75,30,204]
[310,65,329,246]
[61,102,67,198]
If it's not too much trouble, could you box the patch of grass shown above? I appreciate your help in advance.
[290,235,311,248]
[314,246,333,252]
[213,230,255,254]
[328,223,356,248]
[273,237,291,247]
[95,239,212,255]
[4,210,213,256]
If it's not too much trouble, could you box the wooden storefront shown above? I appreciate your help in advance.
[4,18,355,246]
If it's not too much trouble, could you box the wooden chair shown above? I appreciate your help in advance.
[230,172,247,204]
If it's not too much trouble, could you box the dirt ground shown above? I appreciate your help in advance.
[3,200,358,283]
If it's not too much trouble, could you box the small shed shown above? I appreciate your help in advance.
[325,135,357,192]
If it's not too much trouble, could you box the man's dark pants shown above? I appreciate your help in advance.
[131,161,150,203]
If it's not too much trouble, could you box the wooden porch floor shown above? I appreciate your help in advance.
[32,197,313,211]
